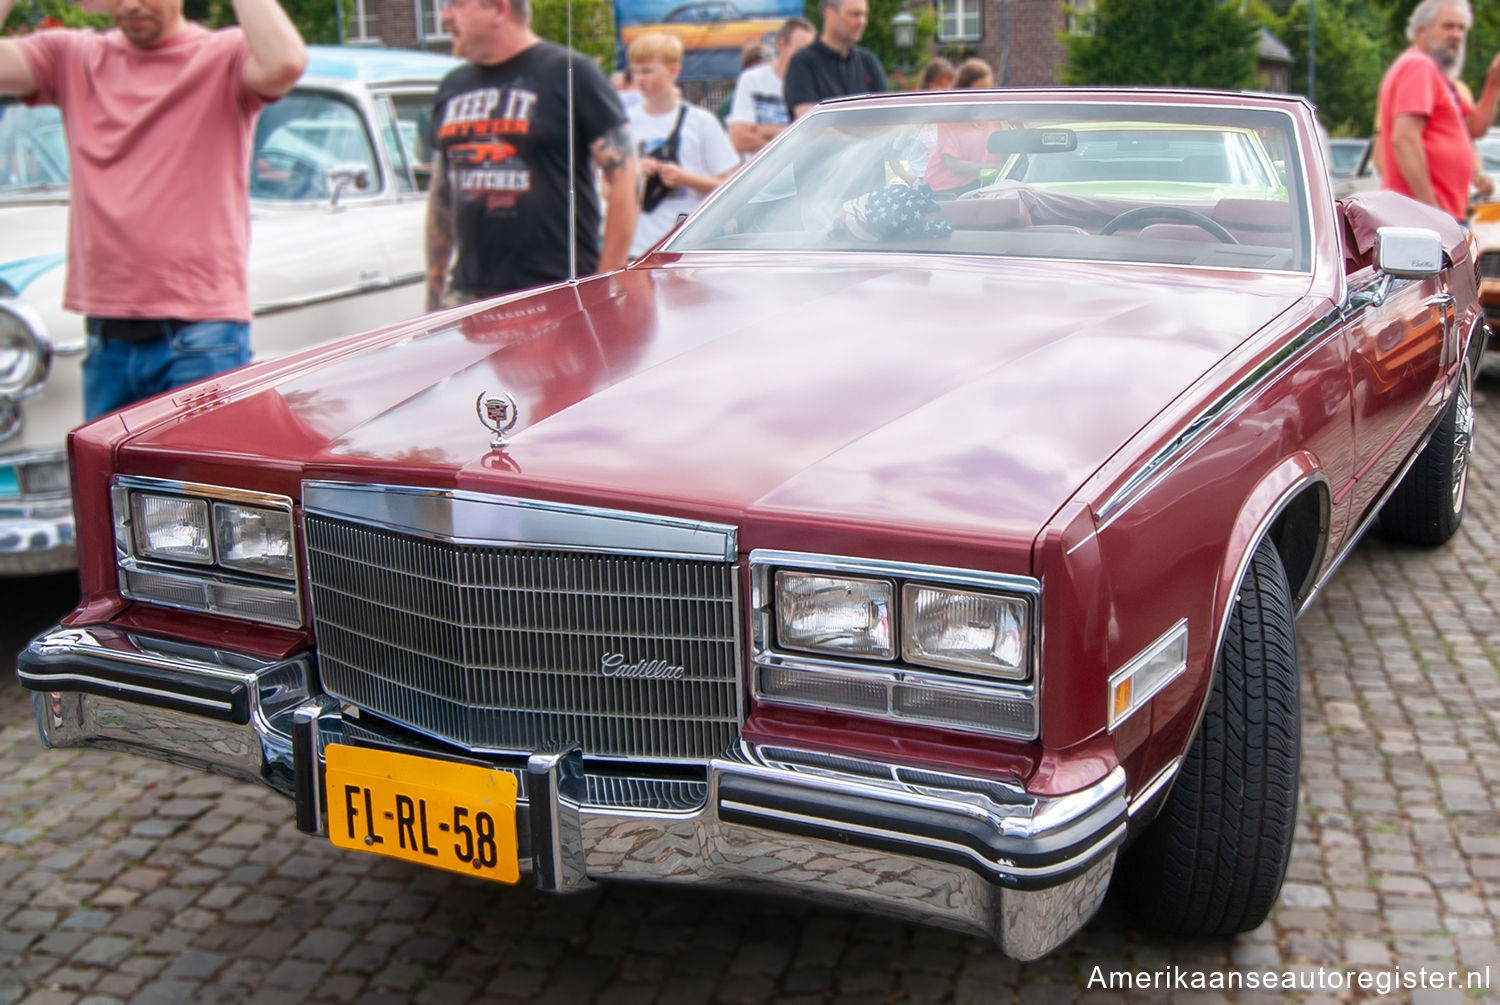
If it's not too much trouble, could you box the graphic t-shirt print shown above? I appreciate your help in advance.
[439,86,538,210]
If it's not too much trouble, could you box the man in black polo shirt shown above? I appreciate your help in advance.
[784,0,888,119]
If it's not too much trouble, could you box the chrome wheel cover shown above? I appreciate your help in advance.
[1453,366,1474,516]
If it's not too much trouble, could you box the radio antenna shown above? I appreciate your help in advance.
[565,0,578,283]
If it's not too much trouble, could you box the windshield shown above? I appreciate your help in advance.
[0,100,68,195]
[670,99,1312,273]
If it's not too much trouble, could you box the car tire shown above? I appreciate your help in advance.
[1119,537,1300,936]
[1378,358,1474,547]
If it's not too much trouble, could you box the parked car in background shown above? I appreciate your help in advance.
[1330,137,1379,199]
[1327,136,1370,178]
[18,89,1479,960]
[0,45,456,575]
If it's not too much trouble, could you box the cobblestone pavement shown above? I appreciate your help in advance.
[4,388,1500,1005]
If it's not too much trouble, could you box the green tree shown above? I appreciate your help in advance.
[1063,0,1260,89]
[532,0,616,70]
[1256,0,1388,135]
[3,0,109,34]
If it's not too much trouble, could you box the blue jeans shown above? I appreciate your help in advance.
[82,321,251,421]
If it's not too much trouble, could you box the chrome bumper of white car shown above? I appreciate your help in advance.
[0,496,75,574]
[0,449,75,575]
[19,625,1128,961]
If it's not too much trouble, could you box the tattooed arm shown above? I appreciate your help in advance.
[424,149,454,312]
[593,122,640,272]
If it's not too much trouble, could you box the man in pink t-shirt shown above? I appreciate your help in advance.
[1377,0,1500,222]
[0,0,306,418]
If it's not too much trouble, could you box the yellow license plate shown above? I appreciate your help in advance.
[324,744,520,883]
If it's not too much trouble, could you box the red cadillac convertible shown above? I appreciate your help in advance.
[18,89,1479,960]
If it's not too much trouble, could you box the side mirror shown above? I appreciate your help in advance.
[1375,226,1444,279]
[326,163,373,210]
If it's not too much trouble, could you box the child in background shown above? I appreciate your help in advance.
[626,32,741,258]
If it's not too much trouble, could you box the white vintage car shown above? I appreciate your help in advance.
[0,44,456,574]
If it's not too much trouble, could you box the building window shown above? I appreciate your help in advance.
[937,0,981,42]
[421,0,449,40]
[1066,0,1096,36]
[348,0,377,42]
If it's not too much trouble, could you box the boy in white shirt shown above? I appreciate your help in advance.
[626,32,740,259]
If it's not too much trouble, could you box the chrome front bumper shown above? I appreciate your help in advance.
[18,625,1128,961]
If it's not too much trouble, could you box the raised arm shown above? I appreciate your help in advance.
[424,149,454,311]
[593,121,640,273]
[0,0,39,97]
[232,0,307,99]
[1467,53,1500,138]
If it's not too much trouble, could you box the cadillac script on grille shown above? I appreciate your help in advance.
[599,653,687,680]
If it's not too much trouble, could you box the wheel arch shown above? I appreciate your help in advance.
[1155,455,1324,787]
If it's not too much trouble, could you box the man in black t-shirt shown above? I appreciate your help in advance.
[426,0,640,307]
[784,0,888,120]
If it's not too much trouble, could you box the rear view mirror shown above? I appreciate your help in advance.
[1375,226,1443,279]
[987,128,1077,155]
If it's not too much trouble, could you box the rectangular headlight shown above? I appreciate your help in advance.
[776,571,894,659]
[214,502,295,579]
[131,493,212,564]
[902,584,1028,680]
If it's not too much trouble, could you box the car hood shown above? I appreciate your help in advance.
[125,258,1307,543]
[0,203,68,295]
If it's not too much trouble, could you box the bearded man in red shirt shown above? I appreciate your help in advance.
[1377,0,1500,222]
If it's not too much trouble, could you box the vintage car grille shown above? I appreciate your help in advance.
[1480,252,1500,280]
[304,504,742,764]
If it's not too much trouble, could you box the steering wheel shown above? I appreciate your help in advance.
[1099,205,1239,245]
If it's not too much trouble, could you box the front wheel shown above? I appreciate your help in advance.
[1379,357,1474,547]
[1118,537,1300,936]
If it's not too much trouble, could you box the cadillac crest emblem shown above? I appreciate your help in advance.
[476,390,519,448]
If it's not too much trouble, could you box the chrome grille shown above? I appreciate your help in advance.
[305,505,742,763]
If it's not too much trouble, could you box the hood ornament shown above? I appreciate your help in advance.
[476,390,519,449]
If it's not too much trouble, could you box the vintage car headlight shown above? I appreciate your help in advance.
[903,585,1028,680]
[111,477,301,626]
[132,494,213,564]
[753,552,1039,739]
[0,302,52,399]
[776,571,894,659]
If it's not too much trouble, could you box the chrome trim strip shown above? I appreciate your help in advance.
[1300,357,1470,614]
[303,481,738,561]
[1127,756,1183,817]
[15,671,234,713]
[715,799,1126,881]
[252,273,423,318]
[1098,302,1348,523]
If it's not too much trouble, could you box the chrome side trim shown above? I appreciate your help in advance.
[1098,302,1347,522]
[303,481,737,561]
[252,273,423,318]
[1128,756,1183,817]
[1300,355,1470,613]
[16,672,234,714]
